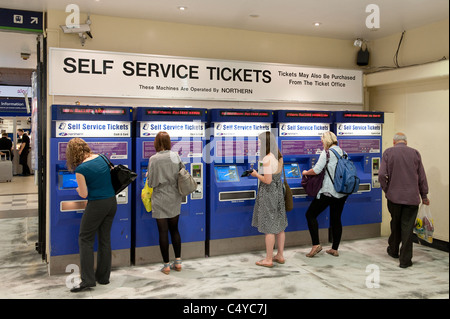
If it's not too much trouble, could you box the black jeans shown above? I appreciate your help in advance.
[79,196,117,286]
[19,148,30,175]
[305,194,348,250]
[387,200,419,266]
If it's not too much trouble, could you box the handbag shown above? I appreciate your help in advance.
[301,150,329,197]
[141,182,153,212]
[100,154,137,195]
[178,163,197,196]
[282,165,294,212]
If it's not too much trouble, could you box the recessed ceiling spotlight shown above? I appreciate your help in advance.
[313,22,321,27]
[178,6,187,11]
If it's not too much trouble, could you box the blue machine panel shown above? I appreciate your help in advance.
[49,105,133,259]
[275,110,334,233]
[333,111,384,226]
[134,107,207,263]
[207,109,274,248]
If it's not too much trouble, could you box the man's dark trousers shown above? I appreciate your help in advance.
[387,200,419,267]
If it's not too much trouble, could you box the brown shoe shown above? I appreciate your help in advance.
[306,245,322,258]
[326,249,339,257]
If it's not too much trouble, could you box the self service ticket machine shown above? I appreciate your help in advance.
[49,105,133,275]
[333,111,384,239]
[134,107,207,265]
[207,109,273,256]
[275,110,334,245]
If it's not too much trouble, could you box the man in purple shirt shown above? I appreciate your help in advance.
[379,132,430,268]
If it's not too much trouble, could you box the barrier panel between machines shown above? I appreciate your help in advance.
[134,107,207,265]
[333,111,384,239]
[276,110,333,245]
[207,109,273,256]
[49,105,133,275]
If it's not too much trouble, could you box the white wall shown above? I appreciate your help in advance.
[0,31,37,69]
[367,65,449,242]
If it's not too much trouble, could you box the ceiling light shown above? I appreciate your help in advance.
[178,6,187,11]
[249,14,259,18]
[313,22,321,27]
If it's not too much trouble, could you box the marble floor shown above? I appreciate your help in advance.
[0,176,448,300]
[0,215,448,300]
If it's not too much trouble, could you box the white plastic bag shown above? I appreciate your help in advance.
[414,204,434,243]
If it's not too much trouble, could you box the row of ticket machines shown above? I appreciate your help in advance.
[48,105,384,274]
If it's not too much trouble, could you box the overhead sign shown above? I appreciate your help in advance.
[214,122,271,137]
[279,123,330,136]
[336,123,382,136]
[0,99,30,114]
[55,120,131,137]
[49,48,363,104]
[140,121,205,137]
[0,8,43,33]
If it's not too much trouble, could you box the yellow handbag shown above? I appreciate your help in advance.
[141,182,153,212]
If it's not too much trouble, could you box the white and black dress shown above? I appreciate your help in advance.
[251,155,288,234]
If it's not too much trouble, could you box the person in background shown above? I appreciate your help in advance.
[17,129,30,176]
[251,131,287,267]
[302,131,348,258]
[0,132,13,160]
[66,138,117,292]
[379,132,430,268]
[146,131,183,274]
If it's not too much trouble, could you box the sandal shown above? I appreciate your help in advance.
[306,245,322,258]
[160,263,170,275]
[255,260,274,268]
[326,249,339,257]
[170,259,182,272]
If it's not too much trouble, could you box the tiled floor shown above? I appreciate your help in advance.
[0,176,448,300]
[0,175,38,218]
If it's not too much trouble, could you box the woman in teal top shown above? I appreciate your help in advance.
[66,138,117,293]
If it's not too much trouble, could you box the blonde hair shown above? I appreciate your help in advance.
[321,131,338,149]
[66,138,91,172]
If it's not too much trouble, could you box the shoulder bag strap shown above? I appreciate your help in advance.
[324,149,334,183]
[329,148,341,159]
[99,154,114,169]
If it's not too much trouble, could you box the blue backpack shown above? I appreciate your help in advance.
[326,148,360,194]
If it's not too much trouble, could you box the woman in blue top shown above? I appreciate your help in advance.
[66,138,117,292]
[302,131,348,258]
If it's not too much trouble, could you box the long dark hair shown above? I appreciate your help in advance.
[258,131,282,160]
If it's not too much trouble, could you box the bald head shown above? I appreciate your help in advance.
[393,132,407,145]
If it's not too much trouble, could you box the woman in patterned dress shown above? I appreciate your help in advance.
[251,131,287,267]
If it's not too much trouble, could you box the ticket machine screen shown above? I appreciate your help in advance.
[214,165,240,182]
[58,171,78,189]
[141,168,148,185]
[283,163,301,178]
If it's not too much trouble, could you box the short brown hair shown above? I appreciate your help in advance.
[154,131,171,152]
